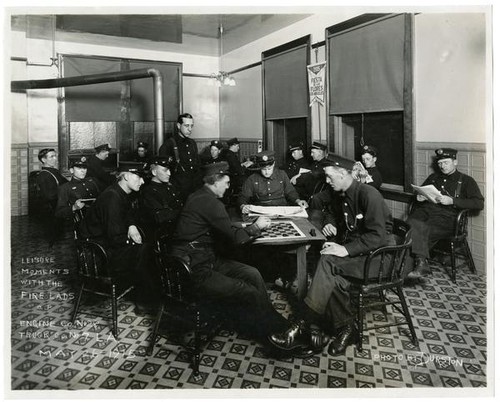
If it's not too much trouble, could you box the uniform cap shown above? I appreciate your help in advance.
[311,141,327,151]
[288,142,304,152]
[137,141,149,149]
[210,140,223,149]
[227,137,240,147]
[435,148,457,160]
[255,151,275,167]
[150,155,175,169]
[202,161,230,177]
[118,162,147,177]
[321,154,356,171]
[95,143,111,153]
[71,156,88,168]
[361,145,377,157]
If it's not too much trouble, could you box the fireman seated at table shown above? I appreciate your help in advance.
[237,150,309,286]
[238,150,308,213]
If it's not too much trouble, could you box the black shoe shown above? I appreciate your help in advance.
[407,257,431,281]
[310,327,330,353]
[268,319,309,351]
[327,324,356,356]
[291,345,315,358]
[134,301,158,317]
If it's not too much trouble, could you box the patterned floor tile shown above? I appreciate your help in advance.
[9,216,488,390]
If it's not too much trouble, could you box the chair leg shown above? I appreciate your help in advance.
[71,284,85,323]
[192,310,201,375]
[395,286,418,346]
[111,284,118,339]
[449,241,457,283]
[378,290,388,316]
[463,240,477,274]
[147,303,165,356]
[357,292,364,352]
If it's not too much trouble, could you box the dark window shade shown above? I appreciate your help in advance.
[264,45,309,119]
[129,61,180,122]
[64,56,123,121]
[329,14,405,114]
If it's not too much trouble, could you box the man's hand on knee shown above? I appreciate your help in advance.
[320,241,348,257]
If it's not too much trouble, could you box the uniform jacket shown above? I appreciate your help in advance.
[140,180,183,230]
[172,186,261,268]
[35,167,69,211]
[158,133,200,174]
[238,168,300,207]
[324,180,392,257]
[366,166,383,190]
[294,158,326,198]
[87,154,116,191]
[418,169,484,215]
[200,154,226,166]
[79,183,138,249]
[55,176,100,219]
[285,157,310,179]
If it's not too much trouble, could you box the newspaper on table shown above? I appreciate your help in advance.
[247,205,308,218]
[411,184,442,203]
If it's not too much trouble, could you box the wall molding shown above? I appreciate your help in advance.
[416,141,486,152]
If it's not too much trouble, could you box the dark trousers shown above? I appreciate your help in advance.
[172,247,289,339]
[407,206,455,259]
[304,254,366,332]
[303,235,396,333]
[108,242,160,302]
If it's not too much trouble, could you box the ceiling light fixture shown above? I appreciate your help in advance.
[211,20,236,87]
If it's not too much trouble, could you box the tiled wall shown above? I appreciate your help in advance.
[384,142,487,275]
[10,140,260,217]
[11,143,59,216]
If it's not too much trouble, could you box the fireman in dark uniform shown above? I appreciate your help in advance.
[294,141,328,200]
[35,148,69,246]
[201,140,225,165]
[224,137,253,194]
[238,151,308,213]
[139,155,184,240]
[170,162,323,356]
[284,142,310,183]
[87,143,116,192]
[158,113,201,201]
[270,154,393,356]
[55,156,100,219]
[358,145,383,190]
[406,148,484,280]
[237,151,308,285]
[79,165,159,313]
[133,141,150,166]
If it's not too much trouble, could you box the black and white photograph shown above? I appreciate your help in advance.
[3,1,496,399]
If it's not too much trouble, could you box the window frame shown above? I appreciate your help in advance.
[325,13,414,201]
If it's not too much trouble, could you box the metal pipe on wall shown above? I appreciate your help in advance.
[11,68,165,152]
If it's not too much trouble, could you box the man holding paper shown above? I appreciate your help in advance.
[406,148,484,281]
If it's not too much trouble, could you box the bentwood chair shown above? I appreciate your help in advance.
[409,202,476,283]
[147,234,221,375]
[350,219,418,351]
[71,239,135,339]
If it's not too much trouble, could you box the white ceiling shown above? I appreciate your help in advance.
[11,14,312,57]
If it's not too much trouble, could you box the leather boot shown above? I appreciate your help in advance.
[268,319,309,351]
[310,327,330,353]
[327,323,356,356]
[407,257,431,280]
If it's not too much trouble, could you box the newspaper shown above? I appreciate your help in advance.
[247,205,308,218]
[411,184,442,203]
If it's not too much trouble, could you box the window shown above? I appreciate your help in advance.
[59,55,182,170]
[327,14,413,196]
[262,35,311,166]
